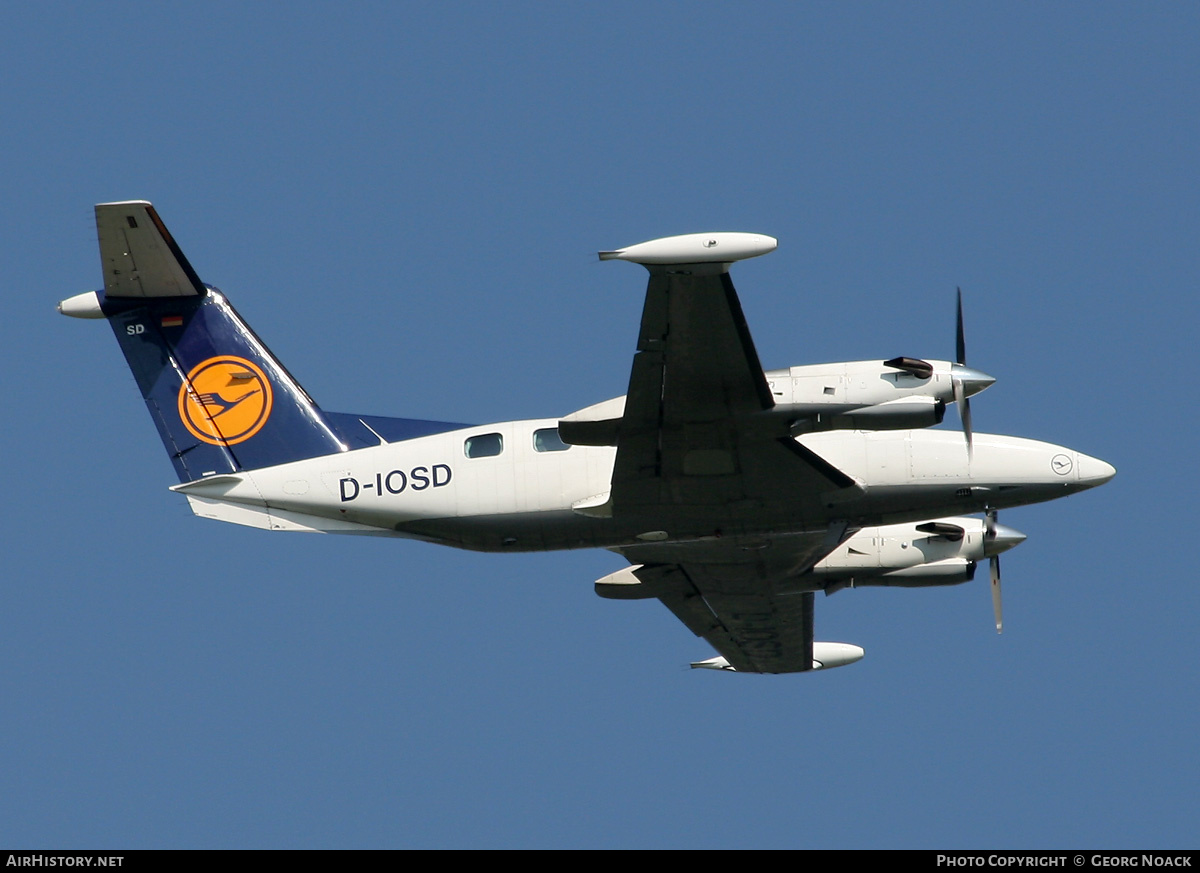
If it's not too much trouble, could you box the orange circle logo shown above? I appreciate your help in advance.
[178,356,273,445]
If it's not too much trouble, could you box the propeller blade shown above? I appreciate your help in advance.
[961,395,973,460]
[953,288,974,459]
[953,372,973,460]
[991,555,1003,634]
[956,287,966,365]
[985,510,1002,633]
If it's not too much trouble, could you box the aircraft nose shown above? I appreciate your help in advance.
[1076,453,1117,488]
[951,363,996,398]
[984,523,1027,557]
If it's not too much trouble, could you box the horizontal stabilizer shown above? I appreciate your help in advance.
[184,495,393,535]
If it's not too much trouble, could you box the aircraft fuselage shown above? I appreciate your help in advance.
[173,418,1113,553]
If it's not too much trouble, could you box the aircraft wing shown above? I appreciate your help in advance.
[586,236,860,518]
[609,531,840,673]
[579,234,863,673]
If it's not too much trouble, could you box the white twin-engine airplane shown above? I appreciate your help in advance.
[60,202,1115,674]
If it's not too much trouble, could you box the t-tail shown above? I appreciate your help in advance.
[58,201,350,482]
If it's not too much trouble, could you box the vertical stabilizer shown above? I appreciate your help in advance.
[65,202,347,481]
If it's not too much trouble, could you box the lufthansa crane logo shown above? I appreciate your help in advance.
[1050,453,1073,476]
[178,356,273,445]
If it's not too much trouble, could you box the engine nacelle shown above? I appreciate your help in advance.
[811,517,1023,591]
[767,358,950,405]
[813,518,981,576]
[764,358,993,434]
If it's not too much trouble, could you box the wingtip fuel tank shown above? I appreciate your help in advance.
[599,231,777,266]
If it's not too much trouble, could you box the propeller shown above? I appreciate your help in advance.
[951,288,996,461]
[980,509,1027,634]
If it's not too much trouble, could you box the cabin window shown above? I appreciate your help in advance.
[464,432,503,458]
[533,427,570,453]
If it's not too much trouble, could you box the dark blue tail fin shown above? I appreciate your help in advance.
[71,201,348,482]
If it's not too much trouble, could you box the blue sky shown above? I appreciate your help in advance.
[3,2,1196,848]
